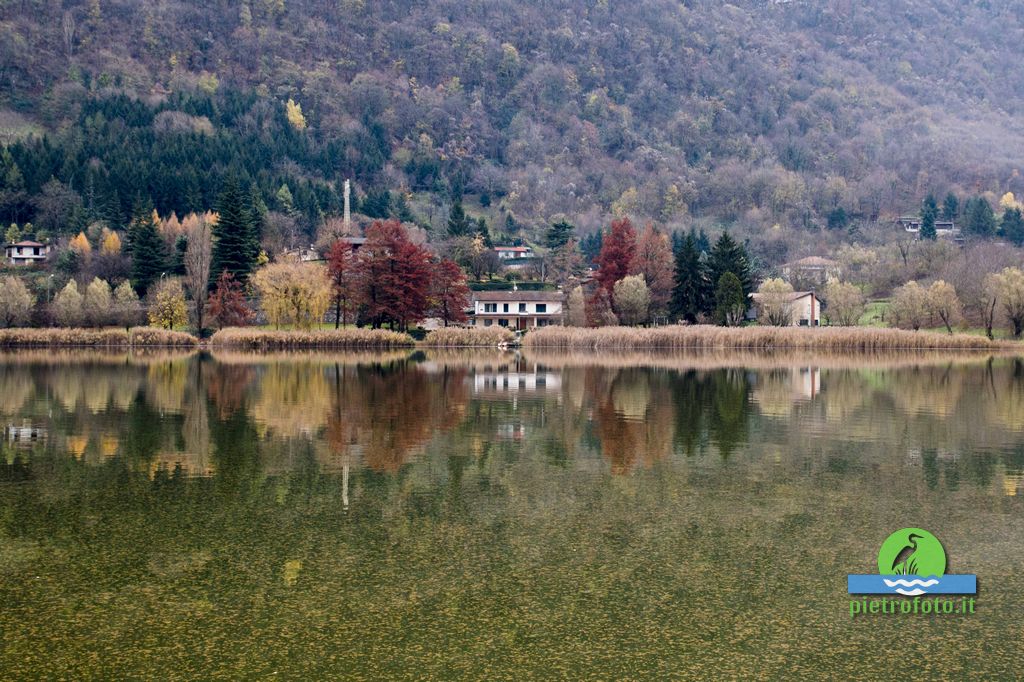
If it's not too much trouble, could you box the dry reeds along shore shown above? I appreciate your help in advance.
[524,325,1017,351]
[209,327,415,349]
[422,326,517,347]
[0,327,198,348]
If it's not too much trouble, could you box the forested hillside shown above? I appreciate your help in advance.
[3,0,1024,254]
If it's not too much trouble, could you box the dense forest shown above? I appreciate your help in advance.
[3,0,1024,257]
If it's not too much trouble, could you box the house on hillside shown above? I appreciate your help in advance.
[750,290,822,327]
[493,245,535,270]
[4,241,50,266]
[896,217,960,239]
[781,256,840,288]
[470,290,563,330]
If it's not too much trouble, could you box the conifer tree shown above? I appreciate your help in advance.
[671,232,708,323]
[546,219,575,249]
[708,232,753,312]
[128,201,168,296]
[447,200,472,237]
[212,177,256,283]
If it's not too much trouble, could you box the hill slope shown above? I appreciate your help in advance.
[2,0,1024,249]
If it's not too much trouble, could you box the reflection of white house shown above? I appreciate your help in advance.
[4,241,50,265]
[750,291,822,326]
[794,367,820,399]
[4,423,47,445]
[473,370,562,395]
[471,291,564,330]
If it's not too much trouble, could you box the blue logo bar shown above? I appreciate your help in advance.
[848,574,976,595]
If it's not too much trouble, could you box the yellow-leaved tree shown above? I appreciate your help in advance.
[286,98,307,131]
[147,279,188,330]
[252,260,331,330]
[100,230,121,255]
[69,231,92,258]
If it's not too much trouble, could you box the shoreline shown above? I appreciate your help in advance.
[2,325,1021,354]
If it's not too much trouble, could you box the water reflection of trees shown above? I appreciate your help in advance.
[5,353,1024,492]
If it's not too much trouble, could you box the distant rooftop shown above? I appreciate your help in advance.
[471,290,563,302]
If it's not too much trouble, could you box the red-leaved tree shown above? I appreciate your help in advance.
[357,220,433,330]
[595,217,637,293]
[326,239,359,328]
[207,271,253,329]
[429,258,471,326]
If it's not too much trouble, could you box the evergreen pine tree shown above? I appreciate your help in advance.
[245,183,266,267]
[708,232,753,312]
[942,192,959,221]
[475,217,492,246]
[128,201,168,296]
[447,200,472,237]
[919,194,939,241]
[1001,207,1024,246]
[964,197,996,237]
[546,219,575,249]
[212,177,256,283]
[671,232,707,323]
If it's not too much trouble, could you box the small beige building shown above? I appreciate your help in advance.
[751,291,822,327]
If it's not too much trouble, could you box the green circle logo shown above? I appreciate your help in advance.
[877,528,946,577]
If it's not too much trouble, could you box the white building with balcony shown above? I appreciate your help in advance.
[470,290,563,330]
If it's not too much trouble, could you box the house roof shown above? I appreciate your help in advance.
[5,241,44,248]
[341,237,367,245]
[472,290,564,302]
[493,246,531,252]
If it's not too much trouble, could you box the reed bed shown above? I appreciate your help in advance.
[209,327,415,350]
[421,326,517,347]
[129,327,199,347]
[523,325,1018,352]
[0,327,198,348]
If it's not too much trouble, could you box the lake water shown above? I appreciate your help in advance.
[2,350,1023,679]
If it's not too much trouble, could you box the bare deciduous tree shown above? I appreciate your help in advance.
[184,216,213,332]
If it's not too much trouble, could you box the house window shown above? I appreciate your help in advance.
[503,303,509,313]
[799,319,809,326]
[484,303,497,313]
[499,319,509,327]
[484,319,493,327]
[519,303,527,313]
[536,304,547,313]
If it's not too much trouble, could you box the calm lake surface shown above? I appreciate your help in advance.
[2,349,1024,679]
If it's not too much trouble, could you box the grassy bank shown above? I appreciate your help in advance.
[421,327,517,347]
[0,327,198,348]
[209,327,415,350]
[524,325,1018,351]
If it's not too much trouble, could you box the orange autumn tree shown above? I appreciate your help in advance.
[631,223,675,319]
